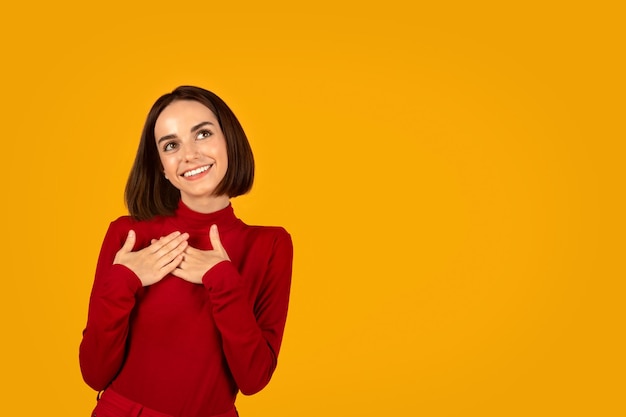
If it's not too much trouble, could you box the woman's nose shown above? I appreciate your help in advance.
[184,143,200,161]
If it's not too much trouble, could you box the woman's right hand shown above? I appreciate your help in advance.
[113,230,190,286]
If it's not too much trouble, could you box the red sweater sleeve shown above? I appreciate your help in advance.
[202,228,293,395]
[79,219,142,391]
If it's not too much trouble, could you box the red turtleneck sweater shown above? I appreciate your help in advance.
[79,202,293,417]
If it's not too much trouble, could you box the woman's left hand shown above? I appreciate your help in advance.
[171,224,231,284]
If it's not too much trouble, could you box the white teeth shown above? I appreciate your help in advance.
[183,165,211,177]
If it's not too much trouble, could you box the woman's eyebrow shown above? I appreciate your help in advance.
[158,122,214,144]
[157,133,177,144]
[191,121,214,132]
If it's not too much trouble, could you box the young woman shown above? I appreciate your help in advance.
[80,86,293,417]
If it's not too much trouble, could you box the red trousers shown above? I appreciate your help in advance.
[91,389,238,417]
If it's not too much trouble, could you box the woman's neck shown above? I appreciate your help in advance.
[181,195,231,214]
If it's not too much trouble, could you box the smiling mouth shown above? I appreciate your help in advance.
[182,164,212,178]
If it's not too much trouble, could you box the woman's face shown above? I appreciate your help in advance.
[154,100,229,211]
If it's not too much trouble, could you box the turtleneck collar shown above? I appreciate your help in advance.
[172,200,242,232]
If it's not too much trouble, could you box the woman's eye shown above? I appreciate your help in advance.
[197,130,212,140]
[163,142,178,151]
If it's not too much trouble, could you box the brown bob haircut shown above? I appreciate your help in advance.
[125,86,254,220]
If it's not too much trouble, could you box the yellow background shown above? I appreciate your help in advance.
[1,1,624,416]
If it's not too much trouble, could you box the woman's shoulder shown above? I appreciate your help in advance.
[109,214,133,227]
[107,214,167,234]
[245,223,290,238]
[243,224,292,251]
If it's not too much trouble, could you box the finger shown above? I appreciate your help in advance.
[161,253,185,276]
[209,225,230,260]
[151,234,173,245]
[120,230,136,253]
[170,266,187,280]
[156,240,188,269]
[181,246,198,257]
[153,232,189,255]
[209,225,223,251]
[150,232,179,253]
